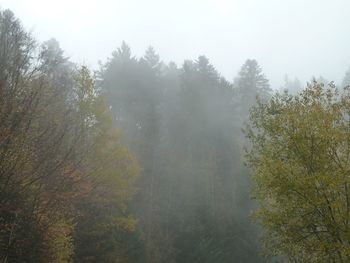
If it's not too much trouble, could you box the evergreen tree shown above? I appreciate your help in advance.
[342,66,350,87]
[235,59,271,118]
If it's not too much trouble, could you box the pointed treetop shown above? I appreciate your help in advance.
[196,55,218,79]
[112,41,133,61]
[40,38,67,71]
[342,66,350,87]
[143,46,160,69]
[238,59,270,93]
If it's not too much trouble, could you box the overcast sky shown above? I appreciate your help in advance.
[2,0,350,88]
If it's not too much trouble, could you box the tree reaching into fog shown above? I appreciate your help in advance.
[141,46,161,72]
[0,9,35,89]
[342,66,350,88]
[246,81,350,262]
[235,59,271,119]
[99,42,165,262]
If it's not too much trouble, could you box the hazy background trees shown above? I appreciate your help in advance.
[98,43,270,262]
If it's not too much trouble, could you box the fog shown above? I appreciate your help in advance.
[1,1,350,262]
[2,0,350,88]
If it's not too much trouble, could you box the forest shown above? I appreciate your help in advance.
[1,6,350,263]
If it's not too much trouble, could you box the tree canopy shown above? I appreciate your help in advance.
[246,81,350,262]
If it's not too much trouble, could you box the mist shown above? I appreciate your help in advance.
[1,1,350,263]
[2,0,350,88]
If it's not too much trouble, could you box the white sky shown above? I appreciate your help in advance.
[2,0,350,88]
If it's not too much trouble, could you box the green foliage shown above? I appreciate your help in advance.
[246,81,350,262]
[72,66,139,263]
